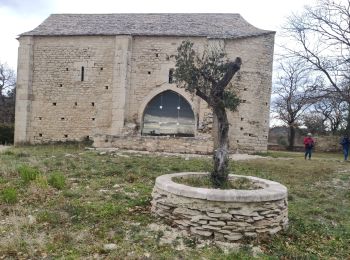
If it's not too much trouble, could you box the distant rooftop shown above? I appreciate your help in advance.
[21,13,274,39]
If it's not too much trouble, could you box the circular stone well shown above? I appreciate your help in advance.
[151,172,288,242]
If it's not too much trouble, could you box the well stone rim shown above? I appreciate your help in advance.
[155,172,287,202]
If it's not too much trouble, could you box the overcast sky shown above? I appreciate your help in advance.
[0,0,317,69]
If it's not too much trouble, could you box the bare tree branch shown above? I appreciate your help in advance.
[0,61,16,125]
[272,57,317,149]
[282,0,350,131]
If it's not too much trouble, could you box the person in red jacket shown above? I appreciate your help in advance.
[304,133,315,160]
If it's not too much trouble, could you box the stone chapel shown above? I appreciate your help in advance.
[15,13,275,154]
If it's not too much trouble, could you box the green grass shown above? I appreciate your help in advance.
[1,187,18,204]
[48,172,66,190]
[0,144,349,259]
[17,165,40,184]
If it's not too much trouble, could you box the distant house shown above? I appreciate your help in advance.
[15,13,275,153]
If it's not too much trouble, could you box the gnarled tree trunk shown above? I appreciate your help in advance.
[288,124,295,151]
[211,105,230,187]
[346,103,350,133]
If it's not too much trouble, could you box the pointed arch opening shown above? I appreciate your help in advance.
[142,90,195,137]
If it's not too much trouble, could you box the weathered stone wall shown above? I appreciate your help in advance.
[127,36,206,122]
[268,133,344,152]
[20,36,115,143]
[15,36,34,144]
[151,173,288,242]
[225,34,274,153]
[312,136,343,152]
[94,134,214,154]
[15,33,274,153]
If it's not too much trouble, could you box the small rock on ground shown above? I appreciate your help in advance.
[103,243,118,251]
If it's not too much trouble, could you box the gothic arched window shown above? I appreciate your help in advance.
[142,90,195,136]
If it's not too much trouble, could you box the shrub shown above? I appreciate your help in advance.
[18,165,40,184]
[0,124,14,145]
[2,187,18,204]
[48,172,66,190]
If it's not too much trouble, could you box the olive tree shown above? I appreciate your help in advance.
[174,41,241,187]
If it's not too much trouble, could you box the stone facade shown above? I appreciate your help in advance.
[15,14,275,153]
[151,173,288,242]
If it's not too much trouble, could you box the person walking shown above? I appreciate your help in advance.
[340,134,350,161]
[304,133,315,160]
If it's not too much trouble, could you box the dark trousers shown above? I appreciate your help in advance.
[343,147,349,161]
[305,147,312,159]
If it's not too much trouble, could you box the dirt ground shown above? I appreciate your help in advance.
[94,147,266,161]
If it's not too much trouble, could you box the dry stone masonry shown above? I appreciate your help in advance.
[152,173,288,242]
[15,14,274,153]
[94,135,213,154]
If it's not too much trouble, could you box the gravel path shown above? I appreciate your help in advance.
[93,147,267,161]
[0,145,267,160]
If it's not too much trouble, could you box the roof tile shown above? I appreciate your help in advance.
[21,13,274,38]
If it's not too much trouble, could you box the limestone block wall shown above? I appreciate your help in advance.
[15,33,274,154]
[110,36,132,135]
[126,36,207,122]
[94,134,214,154]
[23,36,115,143]
[124,35,274,153]
[15,36,34,143]
[224,34,275,152]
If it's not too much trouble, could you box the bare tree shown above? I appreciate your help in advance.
[302,111,327,135]
[0,62,16,100]
[314,95,348,133]
[0,62,16,124]
[284,0,350,130]
[272,57,317,150]
[174,41,241,187]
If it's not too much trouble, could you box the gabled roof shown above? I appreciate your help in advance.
[21,13,274,39]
